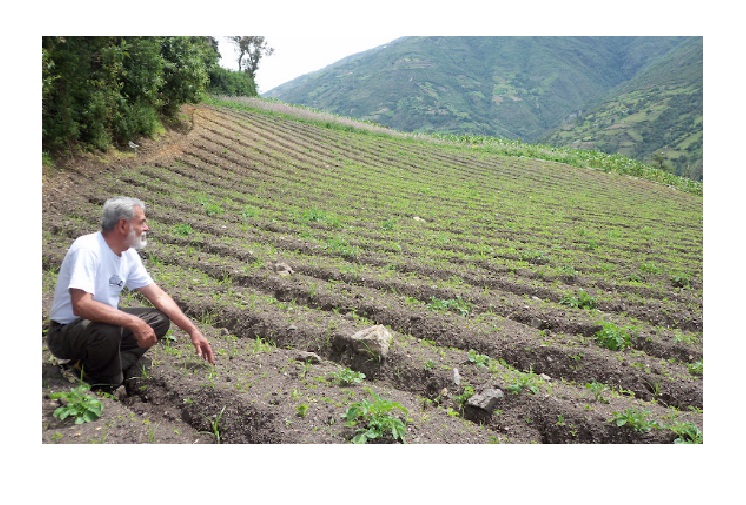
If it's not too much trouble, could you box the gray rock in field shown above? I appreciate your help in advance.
[453,367,461,386]
[466,389,505,413]
[269,262,294,277]
[348,324,393,360]
[295,351,321,364]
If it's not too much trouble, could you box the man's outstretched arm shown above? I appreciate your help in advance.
[137,283,215,364]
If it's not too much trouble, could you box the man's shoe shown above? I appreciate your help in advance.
[60,359,87,383]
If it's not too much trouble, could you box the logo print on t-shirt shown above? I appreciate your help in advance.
[109,275,124,288]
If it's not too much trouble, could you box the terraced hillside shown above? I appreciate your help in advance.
[41,98,703,444]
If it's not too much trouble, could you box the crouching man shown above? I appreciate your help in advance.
[47,196,214,393]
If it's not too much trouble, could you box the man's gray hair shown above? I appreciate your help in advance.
[101,196,146,231]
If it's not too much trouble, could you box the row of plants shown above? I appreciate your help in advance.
[196,106,696,278]
[43,102,702,443]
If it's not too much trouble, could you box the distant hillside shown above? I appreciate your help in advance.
[541,37,702,181]
[265,36,702,181]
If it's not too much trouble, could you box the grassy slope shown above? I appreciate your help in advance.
[542,38,703,180]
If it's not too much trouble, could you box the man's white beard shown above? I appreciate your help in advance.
[127,228,147,250]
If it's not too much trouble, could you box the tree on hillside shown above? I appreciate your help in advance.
[42,36,220,155]
[228,36,274,77]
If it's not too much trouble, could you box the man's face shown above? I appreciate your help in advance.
[126,205,149,250]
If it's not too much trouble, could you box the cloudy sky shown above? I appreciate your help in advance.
[217,35,401,94]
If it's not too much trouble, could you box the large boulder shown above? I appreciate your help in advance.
[347,324,393,360]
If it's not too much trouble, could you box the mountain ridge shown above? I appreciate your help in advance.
[265,36,702,180]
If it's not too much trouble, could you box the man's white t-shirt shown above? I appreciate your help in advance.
[49,231,154,324]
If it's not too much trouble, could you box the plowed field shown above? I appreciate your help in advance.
[41,98,703,446]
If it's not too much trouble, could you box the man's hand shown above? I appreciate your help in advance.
[190,328,215,364]
[130,317,157,349]
[71,289,157,348]
[138,283,215,364]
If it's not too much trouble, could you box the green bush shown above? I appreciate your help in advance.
[42,36,220,155]
[209,66,257,96]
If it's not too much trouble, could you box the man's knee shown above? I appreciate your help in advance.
[124,308,170,339]
[150,310,170,339]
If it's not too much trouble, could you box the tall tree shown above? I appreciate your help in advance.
[228,36,274,77]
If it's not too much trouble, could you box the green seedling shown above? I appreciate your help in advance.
[50,384,103,424]
[211,406,227,444]
[505,367,543,395]
[670,273,691,289]
[343,391,408,444]
[297,404,309,417]
[688,360,703,376]
[585,380,610,403]
[454,384,475,411]
[427,296,472,316]
[673,331,699,345]
[468,349,491,368]
[560,289,596,310]
[172,223,194,236]
[668,422,703,444]
[595,322,632,351]
[328,367,366,385]
[611,409,659,432]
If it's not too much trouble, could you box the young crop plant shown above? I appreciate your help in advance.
[381,217,398,231]
[640,261,661,275]
[468,350,491,369]
[595,322,633,351]
[426,296,472,316]
[558,265,578,280]
[296,404,309,418]
[673,331,699,345]
[172,223,194,236]
[251,336,274,353]
[211,406,227,444]
[610,409,659,433]
[343,390,408,444]
[197,194,224,217]
[454,383,475,411]
[670,273,692,289]
[504,367,544,395]
[585,380,610,403]
[688,360,703,376]
[301,207,341,228]
[667,422,703,444]
[240,204,260,219]
[560,289,597,310]
[328,367,366,386]
[520,249,549,264]
[50,384,104,424]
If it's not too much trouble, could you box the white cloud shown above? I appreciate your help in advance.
[217,35,400,94]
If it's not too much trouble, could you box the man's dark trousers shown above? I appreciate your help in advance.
[47,308,170,388]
